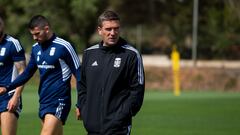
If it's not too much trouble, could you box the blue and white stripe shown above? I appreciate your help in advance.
[55,99,65,119]
[53,37,80,69]
[59,59,71,81]
[6,35,23,52]
[122,45,144,85]
[32,43,38,47]
[8,65,18,96]
[11,64,18,82]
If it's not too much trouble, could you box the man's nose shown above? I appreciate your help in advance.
[110,29,116,35]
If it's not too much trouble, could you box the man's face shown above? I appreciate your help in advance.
[29,26,49,44]
[98,20,120,46]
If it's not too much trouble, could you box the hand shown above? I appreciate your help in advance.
[0,87,7,95]
[7,96,19,112]
[75,108,82,120]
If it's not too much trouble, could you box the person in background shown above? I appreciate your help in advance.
[76,10,145,135]
[0,15,81,135]
[0,16,26,135]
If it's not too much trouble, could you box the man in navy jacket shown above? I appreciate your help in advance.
[0,15,81,135]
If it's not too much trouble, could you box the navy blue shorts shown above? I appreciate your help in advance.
[0,90,22,118]
[39,98,71,125]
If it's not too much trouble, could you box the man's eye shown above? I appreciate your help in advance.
[105,28,111,31]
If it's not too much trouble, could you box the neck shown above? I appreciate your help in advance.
[47,31,53,40]
[103,43,116,47]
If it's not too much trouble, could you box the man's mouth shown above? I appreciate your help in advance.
[109,37,116,40]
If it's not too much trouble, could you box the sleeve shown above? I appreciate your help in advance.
[10,39,26,62]
[6,51,37,91]
[61,44,81,104]
[76,51,87,109]
[126,52,145,116]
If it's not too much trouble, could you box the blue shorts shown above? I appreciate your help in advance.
[39,98,71,125]
[0,90,22,118]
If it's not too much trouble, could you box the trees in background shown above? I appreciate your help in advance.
[0,0,107,52]
[111,0,240,59]
[0,0,240,59]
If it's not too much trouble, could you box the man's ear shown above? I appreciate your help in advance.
[97,26,102,35]
[44,26,50,33]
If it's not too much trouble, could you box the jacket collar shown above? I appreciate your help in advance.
[39,33,56,49]
[99,37,127,51]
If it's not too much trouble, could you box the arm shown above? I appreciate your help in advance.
[7,60,26,112]
[76,54,87,120]
[75,51,88,120]
[127,53,145,116]
[6,52,37,91]
[61,44,82,119]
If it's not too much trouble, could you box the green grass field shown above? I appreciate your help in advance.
[17,85,240,135]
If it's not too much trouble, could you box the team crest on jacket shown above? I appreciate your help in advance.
[0,48,6,56]
[114,58,121,68]
[37,51,41,61]
[50,47,56,56]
